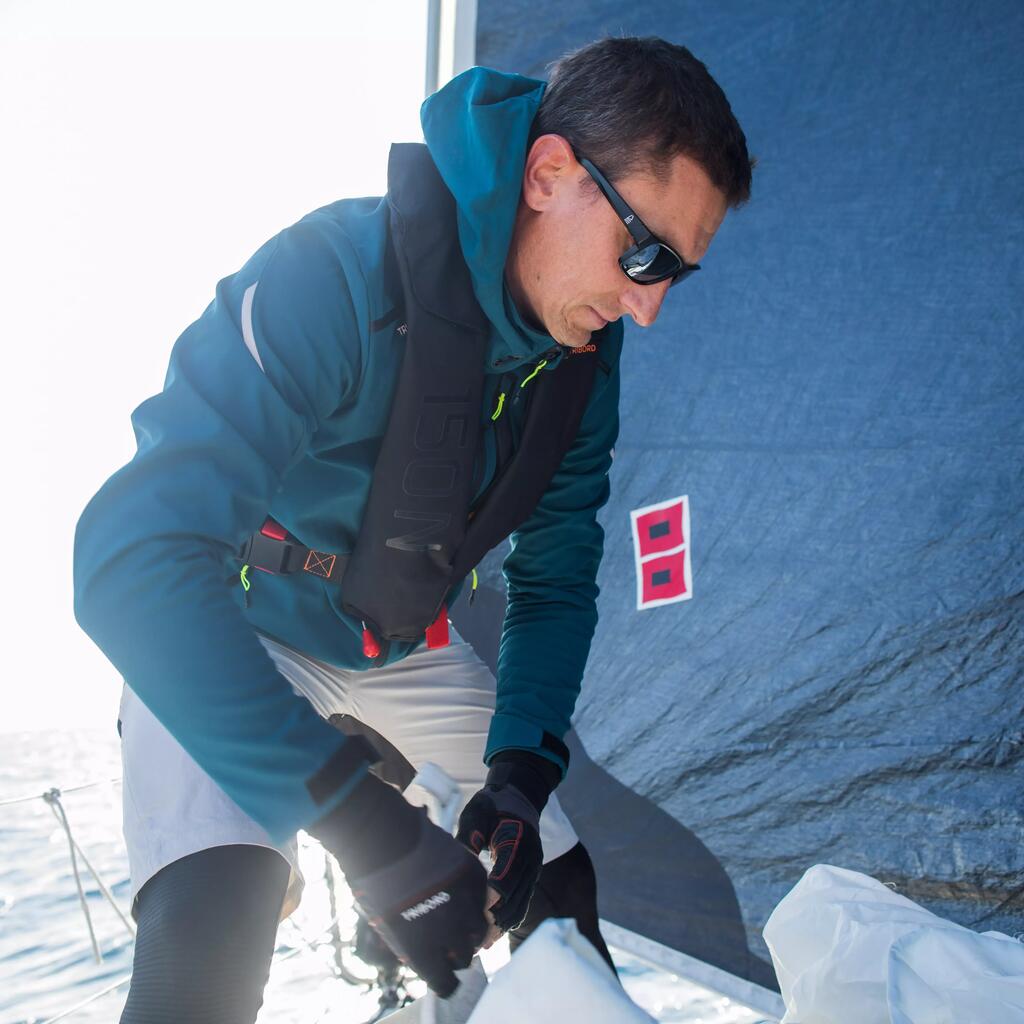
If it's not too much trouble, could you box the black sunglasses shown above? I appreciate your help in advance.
[579,156,700,287]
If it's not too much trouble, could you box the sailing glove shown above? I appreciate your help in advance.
[309,771,488,998]
[455,750,561,932]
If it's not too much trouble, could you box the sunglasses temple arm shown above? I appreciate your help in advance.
[580,158,654,245]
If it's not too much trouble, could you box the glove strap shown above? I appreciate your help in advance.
[485,750,561,813]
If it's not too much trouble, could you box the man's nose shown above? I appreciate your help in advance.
[621,279,672,328]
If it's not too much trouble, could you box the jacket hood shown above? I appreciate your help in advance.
[421,66,559,372]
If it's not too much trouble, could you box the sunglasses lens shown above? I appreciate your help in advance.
[622,242,684,284]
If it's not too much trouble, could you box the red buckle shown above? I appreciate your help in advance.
[260,517,288,541]
[425,604,450,650]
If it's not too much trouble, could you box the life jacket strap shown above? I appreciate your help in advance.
[238,518,350,584]
[237,518,451,652]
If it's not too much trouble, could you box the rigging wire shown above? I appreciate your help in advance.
[0,775,121,807]
[42,789,102,964]
[39,974,133,1024]
[44,788,137,940]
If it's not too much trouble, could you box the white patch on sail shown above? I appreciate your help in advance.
[240,282,265,372]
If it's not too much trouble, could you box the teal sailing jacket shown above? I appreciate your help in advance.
[73,67,624,843]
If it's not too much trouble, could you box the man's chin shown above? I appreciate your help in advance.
[556,326,596,349]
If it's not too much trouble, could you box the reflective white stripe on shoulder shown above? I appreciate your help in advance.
[240,282,265,372]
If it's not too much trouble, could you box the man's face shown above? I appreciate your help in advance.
[505,136,730,348]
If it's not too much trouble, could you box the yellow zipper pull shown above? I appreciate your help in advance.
[520,359,548,388]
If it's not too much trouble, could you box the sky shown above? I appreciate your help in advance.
[0,1,429,733]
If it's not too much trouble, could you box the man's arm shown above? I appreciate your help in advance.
[74,215,374,841]
[75,212,492,993]
[486,325,625,777]
[452,328,623,932]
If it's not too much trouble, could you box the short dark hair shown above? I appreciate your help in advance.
[529,36,755,208]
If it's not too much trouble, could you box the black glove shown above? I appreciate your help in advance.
[309,772,488,998]
[455,750,561,933]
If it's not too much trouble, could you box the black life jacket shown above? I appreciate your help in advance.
[244,142,605,654]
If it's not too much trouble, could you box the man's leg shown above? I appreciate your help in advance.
[507,841,616,974]
[118,683,303,917]
[118,684,302,1023]
[120,845,290,1024]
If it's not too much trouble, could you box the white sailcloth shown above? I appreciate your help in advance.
[764,863,1024,1023]
[467,917,655,1024]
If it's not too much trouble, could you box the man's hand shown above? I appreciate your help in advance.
[309,772,488,998]
[347,810,488,996]
[455,750,561,935]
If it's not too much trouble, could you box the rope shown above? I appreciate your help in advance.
[0,776,120,808]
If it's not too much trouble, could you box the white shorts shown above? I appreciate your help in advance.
[118,626,579,917]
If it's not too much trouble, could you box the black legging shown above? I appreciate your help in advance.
[120,844,289,1024]
[509,840,617,976]
[121,840,612,1022]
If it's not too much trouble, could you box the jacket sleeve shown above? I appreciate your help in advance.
[484,329,623,777]
[73,216,372,843]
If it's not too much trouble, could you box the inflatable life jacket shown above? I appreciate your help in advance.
[240,142,603,659]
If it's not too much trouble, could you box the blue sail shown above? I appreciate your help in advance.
[454,0,1024,1001]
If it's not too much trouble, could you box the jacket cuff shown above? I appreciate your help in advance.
[484,712,570,779]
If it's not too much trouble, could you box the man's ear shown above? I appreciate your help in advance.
[520,133,578,213]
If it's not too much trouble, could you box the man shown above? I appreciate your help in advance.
[74,35,752,1021]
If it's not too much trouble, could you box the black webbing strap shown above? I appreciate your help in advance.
[238,532,349,585]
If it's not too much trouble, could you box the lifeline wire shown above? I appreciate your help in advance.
[39,975,133,1024]
[0,775,120,807]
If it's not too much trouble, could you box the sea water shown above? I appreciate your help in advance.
[0,730,764,1023]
